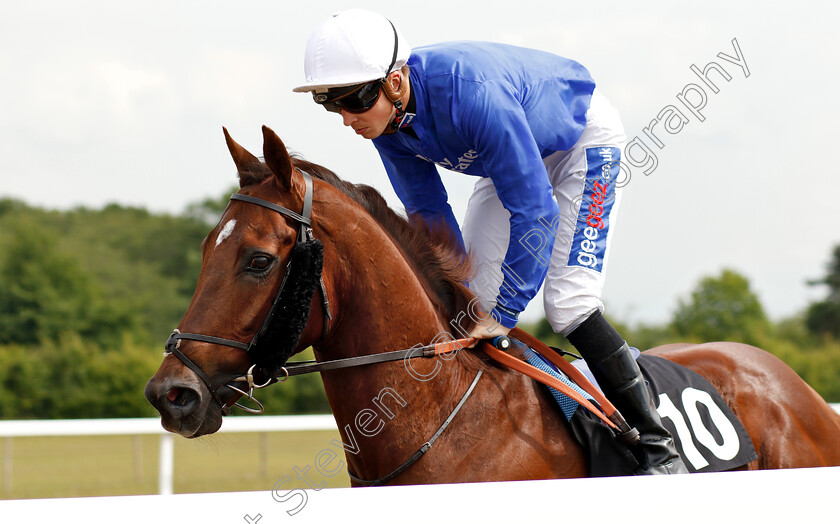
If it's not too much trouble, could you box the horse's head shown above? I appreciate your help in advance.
[145,126,328,437]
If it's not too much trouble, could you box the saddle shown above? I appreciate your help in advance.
[486,329,758,476]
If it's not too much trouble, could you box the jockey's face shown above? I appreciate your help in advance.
[339,71,403,140]
[340,88,396,140]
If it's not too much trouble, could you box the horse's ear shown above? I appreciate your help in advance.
[223,127,264,188]
[262,125,294,191]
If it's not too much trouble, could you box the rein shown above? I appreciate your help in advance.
[280,337,473,377]
[226,337,477,413]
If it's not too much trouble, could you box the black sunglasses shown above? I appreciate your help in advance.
[313,80,383,114]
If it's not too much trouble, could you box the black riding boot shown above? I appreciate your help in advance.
[567,311,688,475]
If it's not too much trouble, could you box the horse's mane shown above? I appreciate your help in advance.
[288,157,478,336]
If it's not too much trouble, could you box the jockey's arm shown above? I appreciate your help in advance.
[375,142,465,252]
[460,80,560,332]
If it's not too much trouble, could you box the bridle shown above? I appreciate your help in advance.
[164,169,332,413]
[160,167,475,416]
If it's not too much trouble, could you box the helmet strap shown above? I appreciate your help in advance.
[381,73,407,131]
[390,98,406,131]
[382,19,406,132]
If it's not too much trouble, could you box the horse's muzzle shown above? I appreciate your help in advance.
[144,374,221,437]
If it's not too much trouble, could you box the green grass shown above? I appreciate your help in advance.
[1,430,351,499]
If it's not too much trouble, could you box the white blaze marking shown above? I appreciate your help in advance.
[215,219,237,248]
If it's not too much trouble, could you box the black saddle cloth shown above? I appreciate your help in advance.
[567,354,758,476]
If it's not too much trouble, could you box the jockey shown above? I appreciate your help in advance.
[294,9,687,475]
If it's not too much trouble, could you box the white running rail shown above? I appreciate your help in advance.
[0,415,337,495]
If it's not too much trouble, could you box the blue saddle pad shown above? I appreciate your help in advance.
[519,341,641,419]
[521,347,595,420]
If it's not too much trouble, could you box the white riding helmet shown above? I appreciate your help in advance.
[293,9,411,93]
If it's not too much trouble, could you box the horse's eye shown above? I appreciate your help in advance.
[248,255,272,271]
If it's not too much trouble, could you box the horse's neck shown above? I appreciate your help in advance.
[307,200,586,483]
[313,203,471,458]
[315,197,452,362]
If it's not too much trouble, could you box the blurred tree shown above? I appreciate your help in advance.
[61,204,207,341]
[0,194,335,418]
[0,202,208,347]
[805,244,840,339]
[671,269,769,344]
[0,217,101,345]
[625,322,680,352]
[0,335,163,419]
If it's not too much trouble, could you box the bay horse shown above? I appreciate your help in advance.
[145,126,840,485]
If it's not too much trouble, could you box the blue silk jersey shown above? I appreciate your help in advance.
[372,41,596,328]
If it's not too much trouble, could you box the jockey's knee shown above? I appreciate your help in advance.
[544,293,604,337]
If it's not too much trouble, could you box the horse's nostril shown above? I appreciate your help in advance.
[167,387,181,403]
[166,387,199,408]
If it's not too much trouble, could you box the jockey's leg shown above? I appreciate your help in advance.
[461,177,510,316]
[566,311,688,474]
[543,90,687,474]
[542,200,688,474]
[461,90,687,474]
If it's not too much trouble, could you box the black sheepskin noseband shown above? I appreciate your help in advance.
[248,238,324,379]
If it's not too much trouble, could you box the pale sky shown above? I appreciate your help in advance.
[2,0,838,328]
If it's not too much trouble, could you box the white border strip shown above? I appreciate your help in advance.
[0,466,838,523]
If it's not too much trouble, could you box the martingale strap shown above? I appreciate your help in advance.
[283,334,635,486]
[347,369,484,486]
